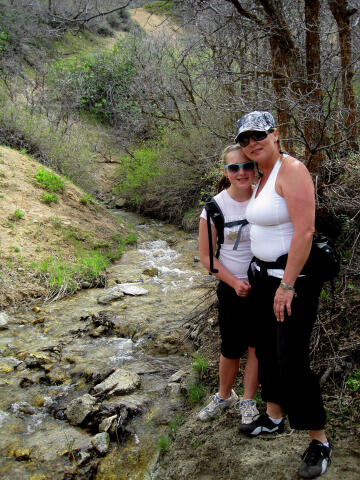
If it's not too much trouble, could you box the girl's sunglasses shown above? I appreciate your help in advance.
[237,129,273,147]
[224,161,256,174]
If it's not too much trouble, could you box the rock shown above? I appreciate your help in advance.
[65,394,98,425]
[97,290,124,305]
[193,256,200,262]
[106,278,118,287]
[116,284,148,296]
[32,317,45,325]
[76,450,91,466]
[0,312,9,329]
[168,369,187,383]
[81,281,91,289]
[11,401,36,415]
[32,306,41,313]
[166,382,181,396]
[115,198,126,208]
[10,447,31,461]
[99,414,117,433]
[91,432,110,455]
[93,368,141,396]
[142,267,159,277]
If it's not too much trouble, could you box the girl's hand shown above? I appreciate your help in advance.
[233,279,251,297]
[274,287,295,322]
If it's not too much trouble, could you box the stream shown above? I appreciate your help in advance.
[0,210,211,480]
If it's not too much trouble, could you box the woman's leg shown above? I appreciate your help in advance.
[219,354,240,398]
[243,347,259,399]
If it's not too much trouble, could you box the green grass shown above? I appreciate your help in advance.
[13,209,24,220]
[80,193,93,205]
[346,370,360,392]
[187,383,205,406]
[157,435,171,454]
[143,1,174,16]
[35,167,65,193]
[41,192,59,204]
[192,353,209,380]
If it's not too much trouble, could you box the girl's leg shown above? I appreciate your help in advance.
[243,347,259,400]
[218,354,240,399]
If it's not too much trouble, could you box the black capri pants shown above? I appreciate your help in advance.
[252,271,327,430]
[216,281,256,359]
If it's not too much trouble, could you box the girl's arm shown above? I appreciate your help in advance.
[198,218,251,297]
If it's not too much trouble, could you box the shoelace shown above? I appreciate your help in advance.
[205,395,223,412]
[302,443,331,466]
[235,400,257,416]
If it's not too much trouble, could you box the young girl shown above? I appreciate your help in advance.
[197,144,259,423]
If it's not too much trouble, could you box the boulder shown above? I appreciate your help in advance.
[93,368,140,396]
[91,432,110,455]
[0,312,9,329]
[65,394,98,425]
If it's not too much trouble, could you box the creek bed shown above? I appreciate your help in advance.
[0,211,210,480]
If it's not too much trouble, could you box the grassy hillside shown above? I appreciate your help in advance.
[0,146,136,308]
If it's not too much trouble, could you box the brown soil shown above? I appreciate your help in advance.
[154,303,360,480]
[0,146,126,309]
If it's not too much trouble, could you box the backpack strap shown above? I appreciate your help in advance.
[204,198,224,274]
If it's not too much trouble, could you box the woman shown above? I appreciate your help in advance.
[197,144,259,424]
[235,111,331,479]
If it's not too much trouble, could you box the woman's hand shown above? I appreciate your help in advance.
[274,287,295,322]
[233,279,251,297]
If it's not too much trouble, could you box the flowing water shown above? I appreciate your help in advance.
[0,210,211,480]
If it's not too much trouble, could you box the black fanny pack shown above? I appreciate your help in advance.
[248,233,340,284]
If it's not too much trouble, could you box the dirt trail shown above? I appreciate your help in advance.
[129,7,179,36]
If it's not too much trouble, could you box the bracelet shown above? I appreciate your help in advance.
[279,281,297,296]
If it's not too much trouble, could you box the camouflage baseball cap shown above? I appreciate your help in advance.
[235,111,275,143]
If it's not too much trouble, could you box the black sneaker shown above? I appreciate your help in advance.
[299,440,332,479]
[238,413,285,437]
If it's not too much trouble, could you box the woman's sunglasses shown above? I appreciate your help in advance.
[237,129,273,147]
[224,161,256,174]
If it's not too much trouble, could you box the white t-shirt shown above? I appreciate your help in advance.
[200,189,252,279]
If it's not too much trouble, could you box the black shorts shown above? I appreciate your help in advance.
[216,281,256,359]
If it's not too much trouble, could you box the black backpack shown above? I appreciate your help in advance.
[204,197,249,274]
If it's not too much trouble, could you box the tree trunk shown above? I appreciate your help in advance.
[304,0,326,171]
[328,0,358,151]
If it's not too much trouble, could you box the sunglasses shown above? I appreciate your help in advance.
[237,129,273,147]
[224,161,256,174]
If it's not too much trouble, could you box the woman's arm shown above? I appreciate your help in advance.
[198,218,251,297]
[274,157,315,321]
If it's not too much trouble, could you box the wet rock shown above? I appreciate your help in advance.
[76,450,91,466]
[89,326,107,337]
[19,377,35,388]
[99,414,117,433]
[115,198,126,208]
[142,267,159,277]
[24,352,51,368]
[106,278,118,287]
[193,256,200,262]
[166,382,181,397]
[97,290,124,305]
[11,401,36,415]
[45,366,70,385]
[31,317,45,325]
[81,281,91,289]
[93,368,141,396]
[32,306,41,313]
[116,284,148,296]
[0,312,9,329]
[91,432,110,455]
[65,394,98,425]
[168,369,187,383]
[9,447,31,461]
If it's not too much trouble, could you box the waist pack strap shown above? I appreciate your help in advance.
[253,255,288,279]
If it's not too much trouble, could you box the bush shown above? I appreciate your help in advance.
[36,168,65,193]
[41,192,59,204]
[13,209,24,220]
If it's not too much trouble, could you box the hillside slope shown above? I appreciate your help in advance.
[0,146,130,309]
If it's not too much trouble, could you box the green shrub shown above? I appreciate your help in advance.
[192,353,209,379]
[346,370,360,392]
[125,232,137,245]
[13,209,24,220]
[187,383,205,405]
[41,192,58,204]
[157,435,171,454]
[36,168,65,193]
[143,1,174,15]
[80,193,93,205]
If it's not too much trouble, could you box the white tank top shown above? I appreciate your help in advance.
[246,157,294,264]
[200,189,252,279]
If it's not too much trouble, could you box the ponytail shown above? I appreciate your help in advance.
[216,175,230,193]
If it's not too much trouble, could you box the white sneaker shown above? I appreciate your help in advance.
[197,389,238,421]
[236,398,259,424]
